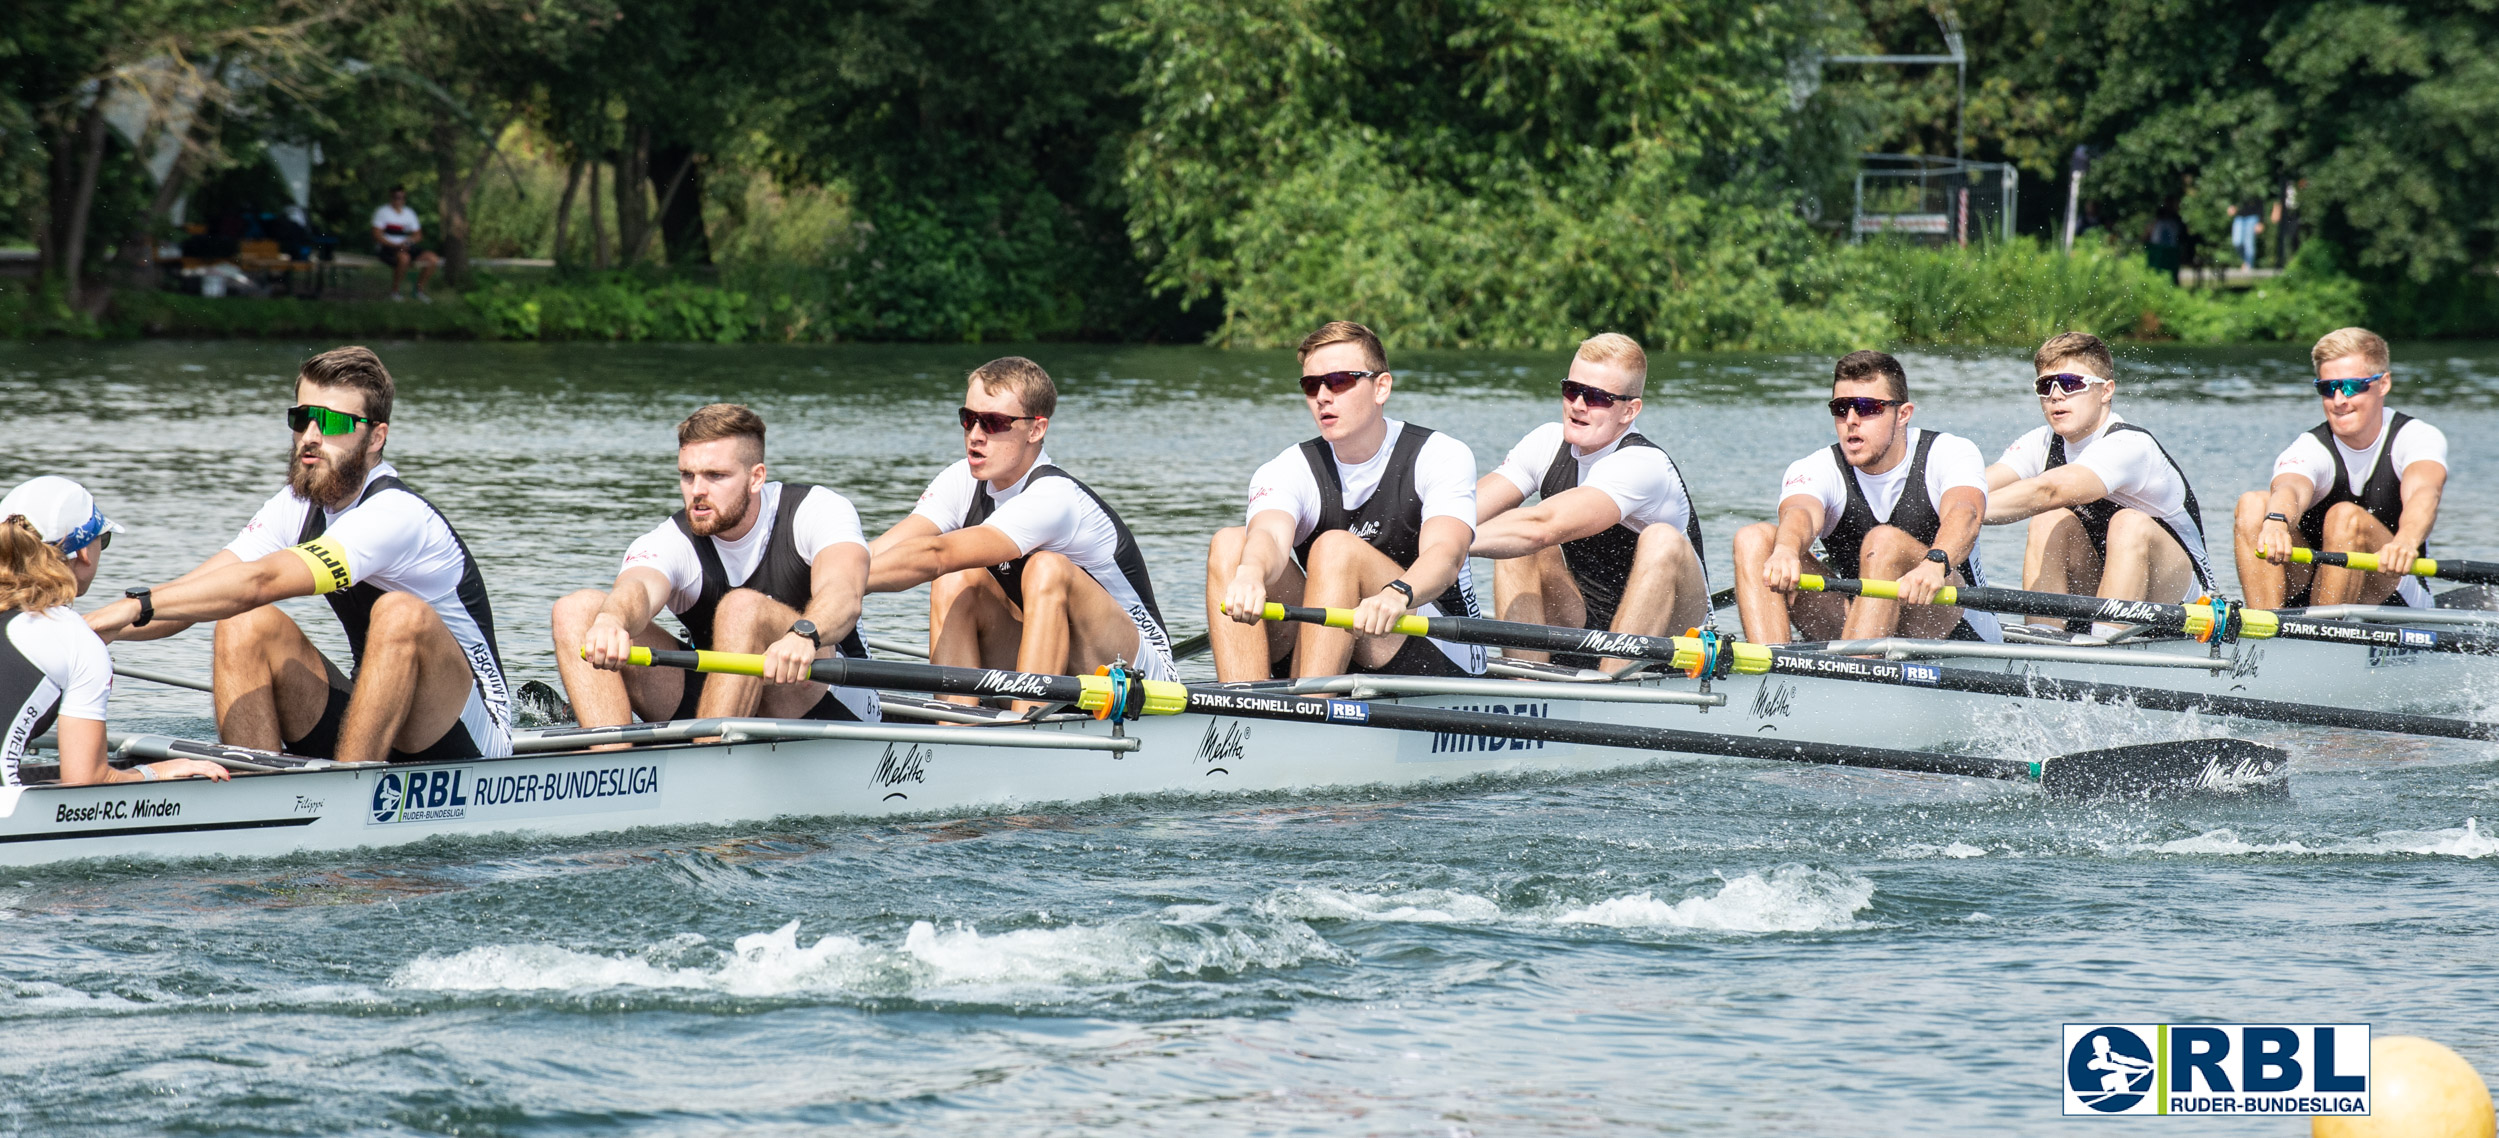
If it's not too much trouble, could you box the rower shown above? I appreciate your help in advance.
[1208,320,1484,680]
[1984,332,2213,629]
[2234,326,2446,609]
[557,404,879,729]
[1473,333,1707,670]
[1733,350,1997,644]
[85,346,514,764]
[1,478,227,786]
[868,357,1176,685]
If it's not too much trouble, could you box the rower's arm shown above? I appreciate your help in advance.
[865,514,940,593]
[867,526,1023,593]
[50,717,229,785]
[1772,494,1825,557]
[1399,515,1473,603]
[87,551,316,640]
[1983,465,2107,525]
[94,549,240,642]
[1229,510,1301,591]
[1932,485,1982,565]
[594,566,673,634]
[1470,486,1623,558]
[802,543,868,639]
[2394,460,2445,550]
[1473,471,1527,524]
[2260,471,2317,527]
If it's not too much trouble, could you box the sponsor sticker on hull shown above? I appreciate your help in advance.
[367,757,664,826]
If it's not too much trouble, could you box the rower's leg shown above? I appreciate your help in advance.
[2231,491,2305,609]
[1491,547,1576,663]
[930,568,1022,672]
[1732,523,1841,643]
[333,592,479,765]
[1294,529,1414,676]
[1605,525,1707,671]
[1013,550,1144,675]
[1842,525,1967,640]
[1204,525,1302,682]
[211,605,337,751]
[694,588,834,719]
[2098,508,2198,604]
[2314,502,2400,606]
[549,588,688,728]
[2023,509,2099,625]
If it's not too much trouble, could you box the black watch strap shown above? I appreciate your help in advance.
[2264,512,2290,524]
[789,619,821,647]
[1381,579,1415,605]
[124,586,154,627]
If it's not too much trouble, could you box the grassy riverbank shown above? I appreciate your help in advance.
[6,239,2487,348]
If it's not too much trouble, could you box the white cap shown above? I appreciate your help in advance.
[0,476,126,552]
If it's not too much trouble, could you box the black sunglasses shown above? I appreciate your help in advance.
[1561,380,1632,409]
[2034,373,2110,397]
[287,403,381,435]
[1828,396,1904,418]
[958,407,1036,434]
[1299,370,1381,397]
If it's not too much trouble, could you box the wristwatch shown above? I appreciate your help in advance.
[124,586,154,627]
[2264,512,2290,525]
[1381,580,1415,605]
[1923,548,1953,575]
[789,619,820,648]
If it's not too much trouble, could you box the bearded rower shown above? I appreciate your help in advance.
[86,347,513,763]
[1208,320,1484,681]
[2235,326,2446,609]
[1473,333,1707,670]
[1985,332,2213,630]
[1733,350,1997,644]
[869,357,1175,684]
[557,404,879,728]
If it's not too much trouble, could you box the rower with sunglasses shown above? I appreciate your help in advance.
[1732,350,1998,644]
[2234,326,2446,609]
[1472,333,1709,669]
[87,347,514,764]
[1983,332,2213,627]
[868,357,1176,686]
[1208,320,1484,680]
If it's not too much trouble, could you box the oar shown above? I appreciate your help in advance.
[2292,547,2499,587]
[1799,575,2499,657]
[113,663,214,693]
[1259,604,2499,742]
[609,647,2285,799]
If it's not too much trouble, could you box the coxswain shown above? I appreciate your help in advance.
[1984,332,2213,629]
[1,478,227,786]
[85,347,513,763]
[557,404,879,728]
[2233,327,2446,609]
[1733,350,1997,644]
[868,357,1176,684]
[1473,333,1708,670]
[1208,320,1484,680]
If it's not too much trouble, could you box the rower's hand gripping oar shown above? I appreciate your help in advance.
[2291,547,2499,586]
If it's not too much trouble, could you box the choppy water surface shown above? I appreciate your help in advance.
[3,340,2496,1134]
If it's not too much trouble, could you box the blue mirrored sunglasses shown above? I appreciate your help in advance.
[2315,373,2386,399]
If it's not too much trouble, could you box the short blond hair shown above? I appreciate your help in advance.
[1575,332,1647,397]
[677,403,766,464]
[1296,321,1388,372]
[2034,331,2115,379]
[969,356,1057,419]
[2311,327,2390,373]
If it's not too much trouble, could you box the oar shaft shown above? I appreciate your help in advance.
[2294,547,2499,586]
[1260,603,1773,674]
[1801,575,2499,655]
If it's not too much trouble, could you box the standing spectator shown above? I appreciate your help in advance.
[2144,199,2184,284]
[2272,180,2303,265]
[2229,202,2263,271]
[370,186,440,302]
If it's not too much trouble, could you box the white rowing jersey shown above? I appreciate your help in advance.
[1,607,112,785]
[1492,422,1695,536]
[1779,428,2000,642]
[624,482,867,615]
[2272,408,2447,608]
[1996,414,2213,598]
[912,452,1177,681]
[228,461,512,752]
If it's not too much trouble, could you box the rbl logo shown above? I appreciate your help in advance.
[2062,1023,2370,1117]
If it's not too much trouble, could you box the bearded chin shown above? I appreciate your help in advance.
[687,490,753,537]
[289,442,372,510]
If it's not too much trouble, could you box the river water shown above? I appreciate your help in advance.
[3,340,2496,1134]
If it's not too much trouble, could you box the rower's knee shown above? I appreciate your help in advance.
[364,590,442,640]
[551,588,608,636]
[2103,507,2161,546]
[213,603,306,660]
[707,588,784,649]
[1206,526,1248,575]
[1732,521,1776,564]
[2321,501,2375,547]
[1857,525,1924,574]
[1306,528,1370,571]
[2232,491,2271,539]
[1021,551,1075,600]
[1635,522,1694,564]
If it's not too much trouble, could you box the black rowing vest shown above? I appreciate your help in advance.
[670,481,870,658]
[963,466,1169,634]
[2296,413,2423,553]
[296,474,508,682]
[1292,424,1479,616]
[1821,430,1946,578]
[2044,423,2213,590]
[1538,430,1703,622]
[1,610,59,784]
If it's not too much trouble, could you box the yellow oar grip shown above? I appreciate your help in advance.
[1797,574,1827,592]
[1075,673,1190,716]
[1262,603,1430,637]
[2289,548,2317,566]
[1667,636,1773,675]
[2291,548,2439,576]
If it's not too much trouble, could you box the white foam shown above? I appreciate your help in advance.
[2130,818,2497,859]
[1257,886,1504,924]
[1554,866,1875,933]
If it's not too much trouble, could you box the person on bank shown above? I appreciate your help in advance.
[371,186,441,303]
[86,347,514,764]
[868,357,1177,683]
[560,404,881,728]
[1734,351,1998,645]
[1473,333,1709,671]
[1,478,228,787]
[1208,320,1485,681]
[1984,332,2213,629]
[2234,326,2446,609]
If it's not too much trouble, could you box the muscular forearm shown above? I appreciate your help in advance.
[867,537,947,593]
[1774,509,1819,559]
[1397,536,1467,603]
[1933,504,1980,564]
[1470,512,1560,559]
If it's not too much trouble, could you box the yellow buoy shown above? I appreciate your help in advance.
[2314,1036,2495,1138]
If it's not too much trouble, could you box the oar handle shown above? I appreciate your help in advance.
[1797,576,2281,640]
[1258,603,1775,675]
[2289,548,2438,577]
[606,647,1192,717]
